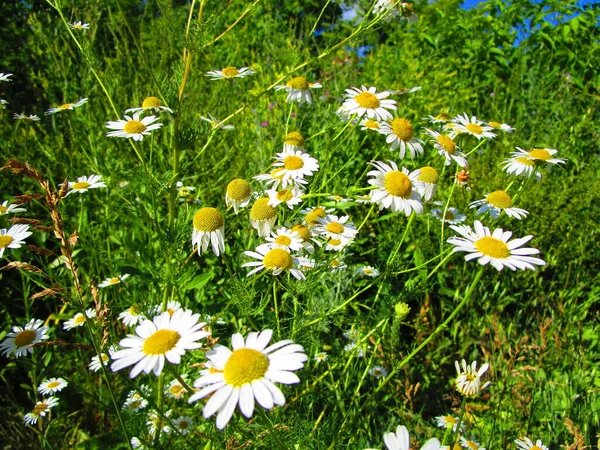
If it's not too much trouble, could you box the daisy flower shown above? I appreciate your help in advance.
[502,155,542,181]
[415,166,439,202]
[0,73,13,82]
[469,190,529,220]
[13,113,40,123]
[367,160,423,216]
[250,198,278,237]
[63,308,96,331]
[125,96,173,114]
[275,76,322,105]
[106,111,162,141]
[70,21,90,30]
[65,174,106,196]
[89,346,118,372]
[254,167,308,190]
[431,207,466,224]
[379,118,424,159]
[425,128,468,167]
[192,207,225,256]
[119,304,145,327]
[147,410,171,435]
[176,181,195,199]
[423,112,452,124]
[1,99,8,109]
[314,352,328,363]
[368,365,387,378]
[243,244,306,281]
[342,85,396,121]
[488,121,515,132]
[313,214,358,240]
[267,186,304,209]
[454,359,491,397]
[357,266,379,277]
[272,147,319,183]
[24,397,59,426]
[264,227,304,252]
[324,236,352,252]
[124,388,150,411]
[0,318,49,357]
[173,416,194,435]
[451,113,496,140]
[460,437,486,449]
[225,179,252,214]
[155,300,183,317]
[188,329,308,430]
[343,341,365,357]
[38,378,68,395]
[166,375,190,399]
[328,258,348,271]
[289,224,318,254]
[201,113,234,130]
[98,273,130,288]
[45,98,88,115]
[509,147,566,167]
[302,205,335,227]
[360,118,383,132]
[283,131,306,152]
[434,415,466,432]
[0,224,32,258]
[335,104,352,122]
[374,1,418,23]
[515,437,549,450]
[448,220,545,271]
[383,425,441,450]
[111,309,210,378]
[205,66,255,80]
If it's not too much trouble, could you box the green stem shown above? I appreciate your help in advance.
[386,212,415,266]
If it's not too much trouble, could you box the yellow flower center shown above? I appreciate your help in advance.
[488,121,502,129]
[123,120,147,134]
[0,205,6,214]
[391,118,413,141]
[435,113,451,121]
[142,329,181,355]
[227,179,251,201]
[418,166,439,184]
[33,403,49,415]
[141,96,162,108]
[384,170,412,197]
[437,135,456,154]
[47,381,60,389]
[329,259,341,268]
[486,190,512,209]
[326,222,345,235]
[129,305,140,316]
[444,415,457,424]
[170,385,184,395]
[58,103,73,110]
[276,189,293,202]
[109,277,121,285]
[271,168,285,180]
[329,238,342,246]
[73,24,84,29]
[275,235,292,246]
[443,210,455,220]
[223,348,270,387]
[363,119,380,129]
[291,224,310,241]
[516,157,535,166]
[466,123,483,135]
[465,441,479,450]
[73,314,86,325]
[475,236,510,259]
[178,420,190,429]
[193,207,224,232]
[354,92,380,109]
[222,66,239,77]
[263,248,293,270]
[0,235,14,249]
[284,155,304,170]
[251,198,277,220]
[531,447,543,450]
[529,149,551,161]
[304,207,326,227]
[72,181,90,190]
[15,329,37,347]
[286,76,309,90]
[284,131,305,147]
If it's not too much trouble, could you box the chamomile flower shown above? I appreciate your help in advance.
[342,85,397,121]
[254,168,308,190]
[344,341,365,357]
[111,309,210,378]
[0,73,13,82]
[65,174,106,196]
[502,156,542,181]
[243,244,306,280]
[272,147,319,183]
[380,118,424,159]
[302,206,335,227]
[166,375,190,399]
[509,147,566,168]
[275,76,322,105]
[201,113,234,130]
[192,207,225,257]
[38,378,68,395]
[469,190,529,220]
[1,99,8,109]
[283,131,306,151]
[324,236,352,252]
[289,224,318,254]
[375,1,418,23]
[264,227,304,252]
[250,198,278,237]
[367,160,423,216]
[125,96,173,114]
[448,220,545,271]
[454,359,491,397]
[124,387,150,411]
[175,181,195,199]
[24,397,59,426]
[460,437,485,450]
[13,113,40,122]
[424,112,452,124]
[425,129,468,167]
[0,224,32,258]
[45,98,88,115]
[360,118,383,132]
[415,166,439,202]
[70,21,90,30]
[0,318,49,357]
[435,415,466,432]
[225,179,252,214]
[314,352,328,363]
[431,207,466,224]
[267,186,304,209]
[106,111,162,141]
[515,437,549,450]
[98,273,130,288]
[451,113,496,140]
[173,416,194,435]
[205,66,255,80]
[119,305,146,327]
[154,301,183,317]
[368,365,387,378]
[488,121,515,132]
[147,410,172,435]
[188,329,308,430]
[328,258,348,271]
[357,266,379,277]
[89,346,118,372]
[63,308,96,331]
[313,214,358,240]
[335,104,352,122]
[383,425,409,450]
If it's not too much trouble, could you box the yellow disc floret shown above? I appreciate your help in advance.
[284,131,305,148]
[516,157,535,166]
[286,76,309,90]
[475,236,510,259]
[529,149,551,161]
[58,103,73,110]
[437,135,456,154]
[284,155,304,170]
[47,381,60,389]
[466,123,483,135]
[142,329,181,355]
[291,224,310,241]
[435,113,451,121]
[250,198,277,221]
[33,403,49,415]
[14,329,37,347]
[72,181,91,190]
[142,96,162,109]
[418,166,439,184]
[391,118,414,141]
[227,179,251,201]
[222,66,239,77]
[363,120,380,129]
[326,222,345,235]
[223,348,270,387]
[384,170,412,197]
[488,121,502,129]
[305,207,325,226]
[354,92,380,109]
[263,248,293,270]
[275,235,292,246]
[0,235,14,249]
[485,190,512,209]
[124,120,147,134]
[193,207,224,232]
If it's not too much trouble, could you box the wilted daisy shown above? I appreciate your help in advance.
[0,318,49,357]
[70,21,90,30]
[342,85,396,121]
[424,112,452,124]
[166,375,190,399]
[124,388,150,411]
[243,244,305,280]
[451,113,496,140]
[98,273,130,288]
[360,118,383,132]
[374,1,418,22]
[314,352,328,363]
[23,397,59,426]
[267,186,304,209]
[38,378,68,395]
[106,111,162,141]
[469,190,528,220]
[448,220,545,271]
[126,96,173,114]
[367,160,423,216]
[250,198,278,237]
[111,309,210,378]
[368,365,387,379]
[225,179,252,214]
[283,131,306,151]
[63,308,96,331]
[205,66,255,80]
[147,410,172,435]
[357,266,379,277]
[45,98,88,115]
[272,147,319,183]
[192,207,225,257]
[392,86,422,96]
[508,147,566,168]
[415,166,439,202]
[264,227,304,252]
[313,214,358,240]
[425,129,468,167]
[0,73,13,82]
[13,113,40,123]
[460,437,485,450]
[431,207,466,224]
[454,359,490,397]
[515,437,549,450]
[188,329,308,430]
[0,224,32,258]
[275,76,322,105]
[435,415,466,432]
[383,425,441,450]
[488,121,515,132]
[65,174,106,196]
[302,205,335,227]
[201,113,234,130]
[173,416,194,435]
